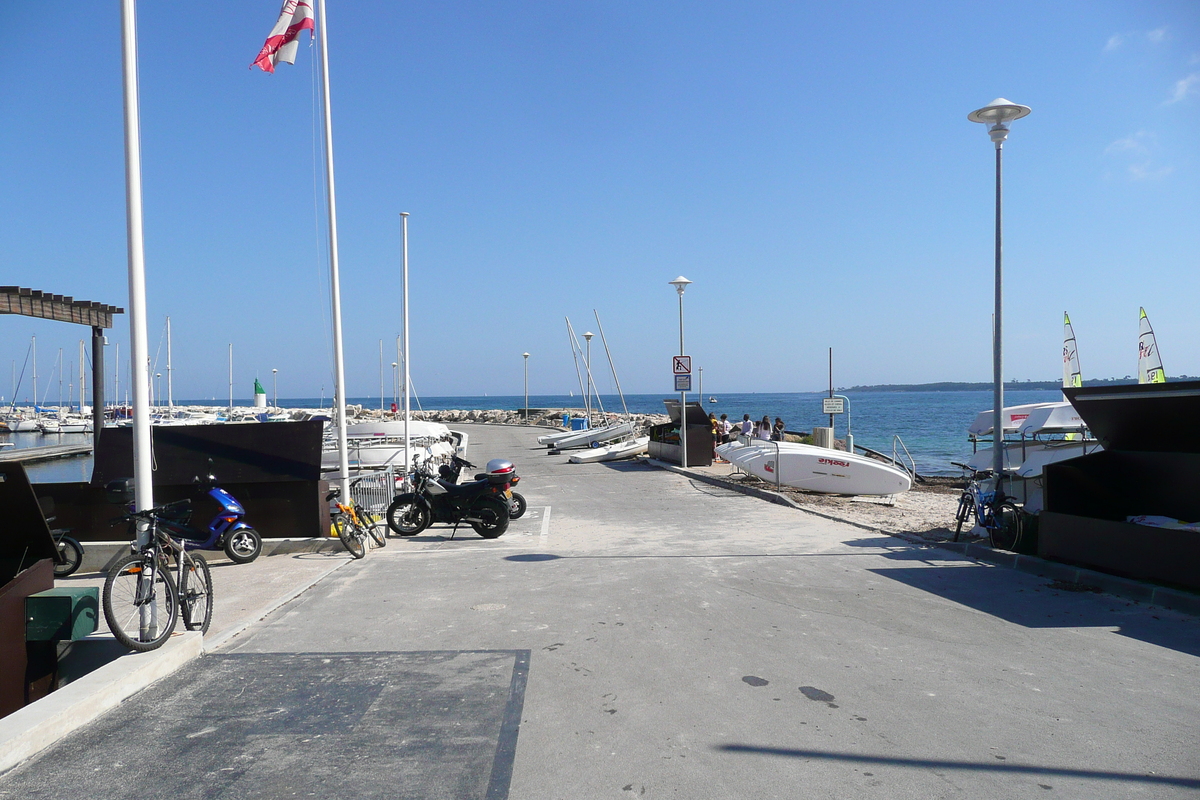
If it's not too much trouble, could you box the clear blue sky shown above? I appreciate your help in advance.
[2,1,1197,403]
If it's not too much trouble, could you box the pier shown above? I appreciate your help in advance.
[0,444,92,464]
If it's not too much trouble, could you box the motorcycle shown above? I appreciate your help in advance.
[387,455,512,538]
[107,473,263,564]
[437,455,527,520]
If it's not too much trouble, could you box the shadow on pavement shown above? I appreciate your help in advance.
[715,745,1200,790]
[869,563,1200,657]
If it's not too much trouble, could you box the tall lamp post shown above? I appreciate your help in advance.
[272,368,278,408]
[582,332,594,425]
[968,98,1030,483]
[522,352,530,423]
[669,276,692,467]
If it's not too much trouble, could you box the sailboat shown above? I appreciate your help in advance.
[1138,307,1166,384]
[965,313,1103,511]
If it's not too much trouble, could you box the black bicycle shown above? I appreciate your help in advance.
[104,503,214,651]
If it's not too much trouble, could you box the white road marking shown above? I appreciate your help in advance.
[540,505,552,541]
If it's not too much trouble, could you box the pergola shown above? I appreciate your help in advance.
[1,286,123,444]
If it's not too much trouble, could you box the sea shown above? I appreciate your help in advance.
[10,389,1064,483]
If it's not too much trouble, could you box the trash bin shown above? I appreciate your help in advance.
[570,418,589,431]
[562,413,570,428]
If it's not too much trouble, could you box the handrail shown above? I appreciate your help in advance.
[891,435,918,480]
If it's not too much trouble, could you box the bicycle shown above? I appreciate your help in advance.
[327,482,381,559]
[103,502,214,651]
[952,465,1023,551]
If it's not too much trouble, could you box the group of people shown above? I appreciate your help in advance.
[709,412,786,462]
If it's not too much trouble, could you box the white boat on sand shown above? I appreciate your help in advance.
[718,440,911,496]
[568,436,649,464]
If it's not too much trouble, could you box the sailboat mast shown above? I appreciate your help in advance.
[79,339,86,413]
[593,311,629,418]
[31,335,37,416]
[316,0,351,495]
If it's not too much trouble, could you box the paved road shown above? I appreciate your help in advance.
[3,423,1198,798]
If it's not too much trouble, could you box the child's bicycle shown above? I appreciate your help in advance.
[951,464,1024,551]
[327,480,386,560]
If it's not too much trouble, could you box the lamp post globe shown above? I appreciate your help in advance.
[272,368,278,408]
[968,98,1030,483]
[668,276,692,467]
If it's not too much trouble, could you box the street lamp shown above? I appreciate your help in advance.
[522,352,530,424]
[669,276,692,468]
[391,362,398,414]
[582,332,594,425]
[968,98,1030,483]
[272,368,278,408]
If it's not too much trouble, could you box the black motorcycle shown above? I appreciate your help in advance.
[387,456,512,538]
[437,455,527,520]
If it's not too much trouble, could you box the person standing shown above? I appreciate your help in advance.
[772,418,785,441]
[718,413,732,443]
[740,414,753,437]
[756,415,772,440]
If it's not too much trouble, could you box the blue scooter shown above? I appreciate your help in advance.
[112,473,263,564]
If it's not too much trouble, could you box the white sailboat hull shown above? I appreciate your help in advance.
[966,439,1103,476]
[719,441,911,496]
[568,436,649,463]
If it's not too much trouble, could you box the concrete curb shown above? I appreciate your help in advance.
[654,460,1200,618]
[0,632,203,775]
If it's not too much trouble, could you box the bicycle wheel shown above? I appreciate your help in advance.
[179,552,214,634]
[339,518,367,559]
[989,501,1024,552]
[952,492,975,542]
[54,535,84,577]
[103,555,179,652]
[363,514,387,548]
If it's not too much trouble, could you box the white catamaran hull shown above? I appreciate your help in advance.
[550,422,636,451]
[718,441,911,496]
[568,436,649,464]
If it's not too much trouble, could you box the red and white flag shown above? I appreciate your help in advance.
[251,1,315,73]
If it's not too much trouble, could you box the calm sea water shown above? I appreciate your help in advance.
[11,389,1063,482]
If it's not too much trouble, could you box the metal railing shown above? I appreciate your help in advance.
[891,435,918,480]
[349,467,400,515]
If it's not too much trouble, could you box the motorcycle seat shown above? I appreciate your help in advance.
[437,478,491,497]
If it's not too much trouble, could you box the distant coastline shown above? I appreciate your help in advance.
[838,376,1193,393]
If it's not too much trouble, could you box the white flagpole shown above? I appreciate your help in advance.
[166,316,173,411]
[119,0,154,541]
[317,0,351,497]
[401,212,410,472]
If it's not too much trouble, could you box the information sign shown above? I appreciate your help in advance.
[675,375,692,392]
[822,397,845,415]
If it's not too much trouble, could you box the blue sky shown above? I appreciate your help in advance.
[2,1,1197,403]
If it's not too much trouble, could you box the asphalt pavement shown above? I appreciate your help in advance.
[1,422,1197,799]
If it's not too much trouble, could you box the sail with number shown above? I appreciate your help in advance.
[1137,307,1166,384]
[1062,312,1082,391]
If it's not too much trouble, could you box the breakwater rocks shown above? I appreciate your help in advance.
[405,408,669,430]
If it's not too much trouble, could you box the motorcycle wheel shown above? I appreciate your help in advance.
[470,496,510,539]
[54,536,84,577]
[224,528,262,564]
[508,492,527,520]
[387,494,431,536]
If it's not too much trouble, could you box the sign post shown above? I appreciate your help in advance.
[821,395,852,454]
[673,355,692,466]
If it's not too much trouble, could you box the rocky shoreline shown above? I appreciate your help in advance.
[404,407,669,431]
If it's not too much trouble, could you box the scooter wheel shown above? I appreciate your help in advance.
[54,536,84,577]
[224,528,262,564]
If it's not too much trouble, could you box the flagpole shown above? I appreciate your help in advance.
[316,0,351,498]
[119,0,154,541]
[401,212,410,474]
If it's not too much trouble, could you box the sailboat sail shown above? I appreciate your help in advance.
[1062,312,1082,389]
[1137,307,1166,384]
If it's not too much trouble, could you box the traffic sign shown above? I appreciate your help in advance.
[675,375,692,392]
[822,397,845,414]
[673,355,692,375]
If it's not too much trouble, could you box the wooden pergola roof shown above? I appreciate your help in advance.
[0,286,123,329]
